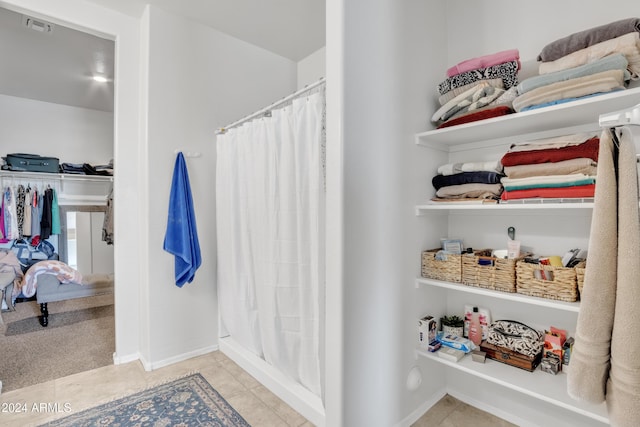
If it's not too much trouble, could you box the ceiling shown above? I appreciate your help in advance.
[0,1,325,112]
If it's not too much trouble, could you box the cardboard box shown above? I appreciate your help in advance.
[418,315,438,349]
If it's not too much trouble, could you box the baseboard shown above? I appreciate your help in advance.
[395,388,447,427]
[219,336,326,427]
[143,344,220,371]
[112,351,141,366]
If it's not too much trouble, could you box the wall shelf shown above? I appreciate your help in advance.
[416,277,582,313]
[415,347,609,424]
[415,86,640,151]
[0,170,113,183]
[416,200,594,215]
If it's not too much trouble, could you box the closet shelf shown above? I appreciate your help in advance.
[415,347,608,424]
[416,86,640,150]
[415,200,594,214]
[0,170,113,183]
[415,278,582,313]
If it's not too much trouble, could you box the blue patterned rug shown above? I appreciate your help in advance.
[40,373,251,426]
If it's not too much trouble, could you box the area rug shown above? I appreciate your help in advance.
[40,373,251,426]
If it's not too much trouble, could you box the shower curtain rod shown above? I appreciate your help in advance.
[215,77,325,135]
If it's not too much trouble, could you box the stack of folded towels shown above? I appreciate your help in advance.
[513,18,640,112]
[431,161,504,203]
[431,49,522,129]
[499,133,599,201]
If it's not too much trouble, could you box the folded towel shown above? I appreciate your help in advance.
[447,49,521,77]
[501,136,600,167]
[508,132,598,153]
[163,152,202,287]
[518,53,629,95]
[435,183,502,199]
[537,18,640,62]
[436,105,514,129]
[500,173,595,191]
[512,69,627,113]
[438,78,504,106]
[433,85,505,123]
[520,89,626,113]
[539,32,640,77]
[503,158,597,179]
[437,161,503,176]
[432,171,503,190]
[500,184,595,200]
[437,60,519,96]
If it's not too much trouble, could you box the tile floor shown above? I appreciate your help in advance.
[0,351,514,427]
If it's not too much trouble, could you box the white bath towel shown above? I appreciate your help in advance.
[568,127,640,427]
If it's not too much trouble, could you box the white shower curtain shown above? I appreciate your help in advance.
[216,90,325,397]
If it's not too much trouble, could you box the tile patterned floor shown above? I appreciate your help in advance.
[0,351,513,427]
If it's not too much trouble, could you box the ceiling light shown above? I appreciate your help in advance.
[92,75,108,83]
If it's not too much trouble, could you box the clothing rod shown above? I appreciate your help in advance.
[216,77,326,135]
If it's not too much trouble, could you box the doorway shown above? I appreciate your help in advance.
[0,5,115,392]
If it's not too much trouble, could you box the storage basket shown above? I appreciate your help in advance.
[462,249,523,293]
[575,261,586,297]
[421,249,462,283]
[515,261,579,302]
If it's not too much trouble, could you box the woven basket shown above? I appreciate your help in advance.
[421,249,462,283]
[462,249,521,293]
[515,261,579,302]
[575,261,586,297]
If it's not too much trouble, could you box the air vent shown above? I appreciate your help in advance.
[22,15,54,34]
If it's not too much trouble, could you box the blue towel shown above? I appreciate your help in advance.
[163,152,202,287]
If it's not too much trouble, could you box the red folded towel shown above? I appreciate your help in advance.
[501,137,599,167]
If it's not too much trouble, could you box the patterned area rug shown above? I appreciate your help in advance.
[40,373,251,426]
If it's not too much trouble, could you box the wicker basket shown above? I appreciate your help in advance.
[421,249,462,283]
[515,261,579,302]
[575,261,586,297]
[462,249,523,293]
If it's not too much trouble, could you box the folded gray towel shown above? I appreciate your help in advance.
[537,18,640,62]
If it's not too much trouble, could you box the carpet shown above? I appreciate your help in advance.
[0,293,114,392]
[4,304,113,336]
[39,373,251,427]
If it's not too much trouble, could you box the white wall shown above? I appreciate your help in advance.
[0,94,113,165]
[298,46,326,89]
[2,0,143,363]
[140,5,297,367]
[327,1,447,425]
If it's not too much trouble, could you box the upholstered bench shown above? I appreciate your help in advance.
[2,273,114,327]
[35,273,114,326]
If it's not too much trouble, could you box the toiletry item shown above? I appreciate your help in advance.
[478,307,491,340]
[418,315,438,348]
[548,255,563,267]
[471,350,486,363]
[507,239,521,259]
[468,307,482,346]
[464,305,491,340]
[438,346,465,362]
[436,331,476,353]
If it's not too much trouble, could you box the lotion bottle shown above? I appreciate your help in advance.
[469,306,482,346]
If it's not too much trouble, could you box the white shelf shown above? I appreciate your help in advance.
[416,277,582,313]
[0,170,113,183]
[416,200,594,214]
[415,347,608,424]
[415,86,640,150]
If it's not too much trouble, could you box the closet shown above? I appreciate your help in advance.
[406,2,640,426]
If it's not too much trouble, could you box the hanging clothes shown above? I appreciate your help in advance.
[39,189,51,240]
[16,185,25,238]
[31,188,41,238]
[22,186,32,237]
[3,187,19,241]
[102,188,114,245]
[51,188,60,235]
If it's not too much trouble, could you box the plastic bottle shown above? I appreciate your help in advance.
[468,306,482,346]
